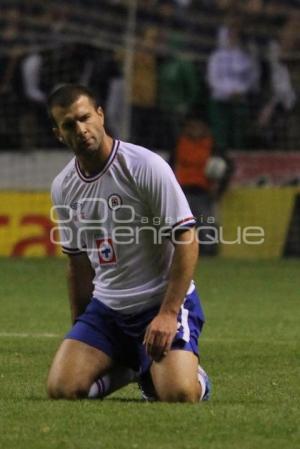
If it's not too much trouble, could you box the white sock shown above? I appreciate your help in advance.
[198,372,206,401]
[88,368,137,399]
[197,366,209,401]
[88,375,111,399]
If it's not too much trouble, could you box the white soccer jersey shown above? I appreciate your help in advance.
[51,140,196,314]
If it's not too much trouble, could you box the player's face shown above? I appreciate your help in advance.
[52,95,105,156]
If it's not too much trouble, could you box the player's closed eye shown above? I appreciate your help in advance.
[80,114,91,122]
[62,121,75,131]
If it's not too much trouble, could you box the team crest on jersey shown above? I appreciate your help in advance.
[70,201,79,210]
[107,194,122,210]
[96,238,117,265]
[70,200,86,220]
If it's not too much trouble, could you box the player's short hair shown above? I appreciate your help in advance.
[47,84,98,126]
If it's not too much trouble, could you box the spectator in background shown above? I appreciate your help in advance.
[19,43,96,149]
[158,31,199,165]
[105,53,126,139]
[130,26,158,149]
[207,20,259,151]
[257,40,297,149]
[173,0,193,12]
[20,51,48,148]
[280,11,300,55]
[106,26,158,145]
[175,115,227,255]
[0,7,23,149]
[216,0,263,14]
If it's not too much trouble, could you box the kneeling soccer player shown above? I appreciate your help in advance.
[46,84,211,402]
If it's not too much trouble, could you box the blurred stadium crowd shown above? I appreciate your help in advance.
[0,0,299,156]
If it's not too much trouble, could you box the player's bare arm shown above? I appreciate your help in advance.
[67,253,95,323]
[143,227,198,361]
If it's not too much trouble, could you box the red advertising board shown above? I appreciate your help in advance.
[229,151,300,186]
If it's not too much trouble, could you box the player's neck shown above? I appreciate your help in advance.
[77,135,114,177]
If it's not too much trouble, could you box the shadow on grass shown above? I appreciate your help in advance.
[106,397,146,403]
[27,395,145,403]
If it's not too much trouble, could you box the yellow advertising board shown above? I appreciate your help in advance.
[219,187,298,259]
[0,188,298,258]
[0,192,61,257]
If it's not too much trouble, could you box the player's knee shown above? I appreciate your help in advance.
[158,383,200,403]
[47,374,89,400]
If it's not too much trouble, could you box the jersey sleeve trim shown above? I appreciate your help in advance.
[172,217,196,232]
[62,246,85,255]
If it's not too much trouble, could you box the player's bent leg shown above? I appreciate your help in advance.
[150,350,201,403]
[47,338,113,399]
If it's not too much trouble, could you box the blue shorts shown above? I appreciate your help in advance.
[66,288,205,375]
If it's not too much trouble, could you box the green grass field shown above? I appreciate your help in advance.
[0,257,299,449]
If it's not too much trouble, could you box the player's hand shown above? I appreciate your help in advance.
[143,312,178,362]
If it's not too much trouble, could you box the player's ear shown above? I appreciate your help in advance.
[97,107,105,126]
[53,127,64,143]
[97,106,104,120]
